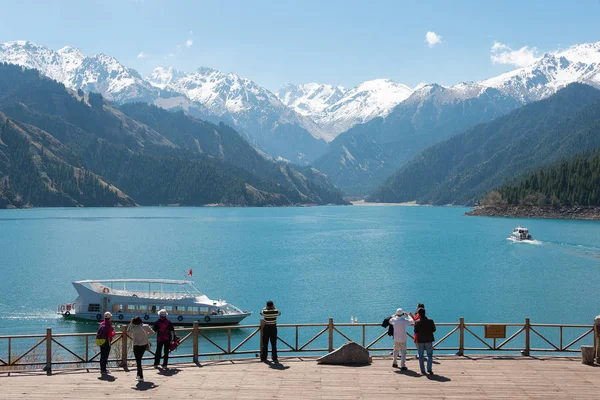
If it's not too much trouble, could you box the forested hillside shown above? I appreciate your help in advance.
[368,84,600,205]
[494,150,600,207]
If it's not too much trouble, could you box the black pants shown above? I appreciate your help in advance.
[99,343,111,372]
[133,345,146,378]
[261,324,278,360]
[154,341,169,367]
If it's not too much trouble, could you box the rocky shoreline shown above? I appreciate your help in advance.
[465,205,600,220]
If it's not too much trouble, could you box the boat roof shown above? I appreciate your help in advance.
[74,279,194,285]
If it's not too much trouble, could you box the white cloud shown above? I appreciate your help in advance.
[185,39,193,48]
[425,31,442,47]
[490,41,541,67]
[136,52,148,59]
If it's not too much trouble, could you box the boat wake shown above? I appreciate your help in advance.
[506,237,543,245]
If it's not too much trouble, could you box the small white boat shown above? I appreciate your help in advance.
[510,226,533,241]
[57,279,251,325]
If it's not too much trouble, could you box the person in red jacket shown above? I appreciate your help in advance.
[409,303,424,355]
[153,309,174,369]
[96,312,116,375]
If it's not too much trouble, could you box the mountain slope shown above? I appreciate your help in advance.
[118,102,346,205]
[0,112,135,208]
[314,85,521,195]
[368,84,600,205]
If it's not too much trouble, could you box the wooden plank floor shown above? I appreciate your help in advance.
[1,356,599,399]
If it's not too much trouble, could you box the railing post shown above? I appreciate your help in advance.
[44,328,52,375]
[192,321,199,365]
[259,319,265,360]
[328,318,334,352]
[227,328,231,354]
[120,325,128,368]
[523,318,530,356]
[458,317,465,356]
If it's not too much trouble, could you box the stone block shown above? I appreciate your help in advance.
[317,341,371,365]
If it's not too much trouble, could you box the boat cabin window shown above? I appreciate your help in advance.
[164,306,173,315]
[199,306,209,316]
[151,306,158,314]
[126,304,136,313]
[138,305,148,314]
[112,304,124,313]
[186,306,199,315]
[173,306,184,315]
[88,304,101,312]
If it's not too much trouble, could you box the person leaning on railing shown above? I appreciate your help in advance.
[260,300,281,363]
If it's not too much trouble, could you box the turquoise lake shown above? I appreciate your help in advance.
[1,205,599,337]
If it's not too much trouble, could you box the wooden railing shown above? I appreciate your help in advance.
[0,317,596,374]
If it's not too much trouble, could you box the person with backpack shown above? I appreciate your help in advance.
[413,308,436,375]
[153,309,174,369]
[96,311,115,375]
[388,308,414,370]
[129,316,155,382]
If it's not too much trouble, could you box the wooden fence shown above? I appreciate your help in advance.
[0,318,597,374]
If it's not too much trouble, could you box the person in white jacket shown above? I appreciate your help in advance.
[388,308,414,370]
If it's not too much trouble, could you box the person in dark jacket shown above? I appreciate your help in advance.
[153,309,174,368]
[413,308,436,375]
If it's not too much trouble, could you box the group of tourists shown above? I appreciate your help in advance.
[95,308,177,382]
[384,303,436,375]
[96,300,280,380]
[95,300,434,378]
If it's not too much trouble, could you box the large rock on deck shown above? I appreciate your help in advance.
[317,342,371,365]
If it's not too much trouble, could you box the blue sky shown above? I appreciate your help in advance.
[1,0,598,92]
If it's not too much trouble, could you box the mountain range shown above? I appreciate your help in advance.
[2,40,600,202]
[0,63,347,208]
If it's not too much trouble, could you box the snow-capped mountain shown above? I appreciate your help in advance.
[146,66,329,161]
[481,42,600,102]
[0,41,84,83]
[67,53,161,103]
[278,79,413,139]
[277,83,347,118]
[0,41,161,103]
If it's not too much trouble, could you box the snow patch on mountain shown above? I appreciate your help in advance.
[278,79,413,138]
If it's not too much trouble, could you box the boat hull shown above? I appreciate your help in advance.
[59,312,250,326]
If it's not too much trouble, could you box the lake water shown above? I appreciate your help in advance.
[0,206,599,356]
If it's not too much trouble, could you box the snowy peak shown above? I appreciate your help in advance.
[146,66,186,89]
[0,40,83,83]
[481,41,600,102]
[277,83,347,117]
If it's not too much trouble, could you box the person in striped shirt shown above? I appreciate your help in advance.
[260,300,281,362]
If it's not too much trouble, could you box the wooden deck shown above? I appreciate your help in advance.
[1,356,598,399]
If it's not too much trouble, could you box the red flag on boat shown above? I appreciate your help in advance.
[188,269,193,277]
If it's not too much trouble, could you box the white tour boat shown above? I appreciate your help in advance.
[510,226,533,241]
[57,279,251,325]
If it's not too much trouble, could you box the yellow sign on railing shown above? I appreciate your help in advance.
[484,325,506,339]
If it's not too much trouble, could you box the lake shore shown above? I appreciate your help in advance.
[351,200,421,206]
[465,205,600,220]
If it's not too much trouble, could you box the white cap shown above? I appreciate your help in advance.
[396,308,404,316]
[158,309,167,317]
[104,311,112,319]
